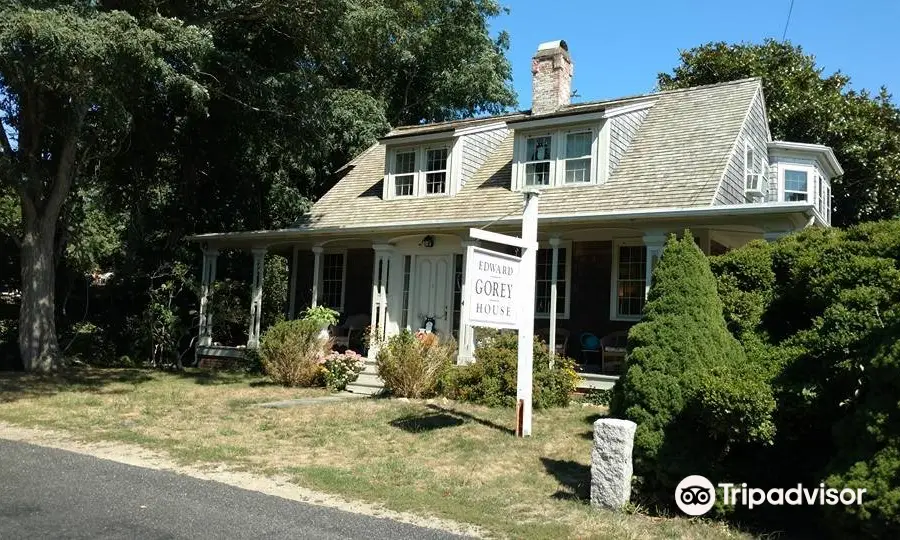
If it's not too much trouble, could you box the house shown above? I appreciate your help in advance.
[189,40,842,388]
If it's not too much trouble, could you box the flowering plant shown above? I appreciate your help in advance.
[320,349,365,391]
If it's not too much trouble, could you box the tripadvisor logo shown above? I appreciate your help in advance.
[675,475,867,516]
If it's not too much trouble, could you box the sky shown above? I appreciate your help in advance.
[494,0,900,108]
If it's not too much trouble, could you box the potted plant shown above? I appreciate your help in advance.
[302,306,340,340]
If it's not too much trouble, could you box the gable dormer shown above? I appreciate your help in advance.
[381,121,509,200]
[507,40,653,192]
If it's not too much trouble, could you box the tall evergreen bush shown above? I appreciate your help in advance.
[610,233,775,509]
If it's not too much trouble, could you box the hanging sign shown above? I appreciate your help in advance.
[463,246,521,330]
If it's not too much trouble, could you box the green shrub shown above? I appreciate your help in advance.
[446,330,579,409]
[707,220,900,537]
[258,319,327,387]
[376,330,455,398]
[610,233,775,510]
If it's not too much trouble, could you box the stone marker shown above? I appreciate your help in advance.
[590,418,637,511]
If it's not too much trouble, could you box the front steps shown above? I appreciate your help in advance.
[346,359,384,396]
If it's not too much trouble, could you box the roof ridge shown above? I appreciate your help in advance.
[388,77,762,133]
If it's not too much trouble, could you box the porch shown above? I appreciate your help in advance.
[191,211,802,387]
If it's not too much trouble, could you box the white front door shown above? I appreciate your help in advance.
[411,255,452,335]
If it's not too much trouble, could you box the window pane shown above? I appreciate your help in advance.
[785,192,807,202]
[785,170,808,193]
[565,158,591,183]
[426,148,448,172]
[395,151,415,174]
[322,253,345,310]
[616,245,646,317]
[526,136,552,161]
[535,247,567,316]
[525,162,550,186]
[395,174,414,196]
[425,172,446,194]
[566,132,591,158]
[401,256,411,329]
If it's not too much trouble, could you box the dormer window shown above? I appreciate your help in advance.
[425,148,449,194]
[525,135,552,186]
[564,131,592,183]
[393,150,416,196]
[513,124,606,190]
[386,143,453,198]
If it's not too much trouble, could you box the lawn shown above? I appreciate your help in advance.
[0,368,743,539]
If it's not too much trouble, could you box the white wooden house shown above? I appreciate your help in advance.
[189,40,842,388]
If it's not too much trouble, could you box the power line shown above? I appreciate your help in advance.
[782,0,795,41]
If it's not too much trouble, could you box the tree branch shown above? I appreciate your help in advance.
[44,103,87,224]
[0,119,13,159]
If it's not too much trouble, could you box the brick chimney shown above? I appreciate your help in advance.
[531,40,573,115]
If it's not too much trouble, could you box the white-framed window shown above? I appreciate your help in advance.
[320,251,346,311]
[563,131,592,184]
[784,169,809,201]
[386,143,453,198]
[393,150,416,197]
[535,243,572,318]
[524,134,553,186]
[611,241,647,320]
[425,147,449,194]
[744,140,756,179]
[513,124,604,189]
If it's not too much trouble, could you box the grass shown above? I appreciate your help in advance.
[0,368,745,539]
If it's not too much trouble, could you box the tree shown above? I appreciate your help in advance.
[1,1,517,370]
[610,233,775,511]
[658,40,900,227]
[0,4,213,371]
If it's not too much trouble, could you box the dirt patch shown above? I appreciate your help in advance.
[0,422,484,538]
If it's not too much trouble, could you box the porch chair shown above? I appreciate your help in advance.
[579,332,601,366]
[599,330,628,374]
[536,327,570,357]
[331,313,370,349]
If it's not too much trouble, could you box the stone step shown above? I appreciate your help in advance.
[345,383,383,396]
[354,372,384,386]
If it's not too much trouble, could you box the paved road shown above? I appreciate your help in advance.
[0,439,465,540]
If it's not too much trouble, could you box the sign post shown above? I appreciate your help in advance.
[516,190,539,437]
[462,190,539,437]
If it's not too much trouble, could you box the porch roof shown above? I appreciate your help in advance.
[187,201,818,247]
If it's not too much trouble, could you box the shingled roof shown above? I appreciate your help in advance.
[303,78,762,231]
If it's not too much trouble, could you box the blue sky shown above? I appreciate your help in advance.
[495,0,899,107]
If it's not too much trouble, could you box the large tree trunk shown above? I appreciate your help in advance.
[18,215,61,372]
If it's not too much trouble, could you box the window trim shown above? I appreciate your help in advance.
[512,122,607,190]
[610,239,647,322]
[534,241,573,320]
[318,249,347,313]
[385,142,454,200]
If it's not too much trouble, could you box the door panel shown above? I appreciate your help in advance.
[413,255,452,334]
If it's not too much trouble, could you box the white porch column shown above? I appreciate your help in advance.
[369,244,394,356]
[311,246,323,307]
[197,247,218,347]
[548,236,561,367]
[642,233,667,301]
[287,245,299,319]
[457,238,478,364]
[247,247,266,348]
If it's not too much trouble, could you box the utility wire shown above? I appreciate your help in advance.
[782,0,795,41]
